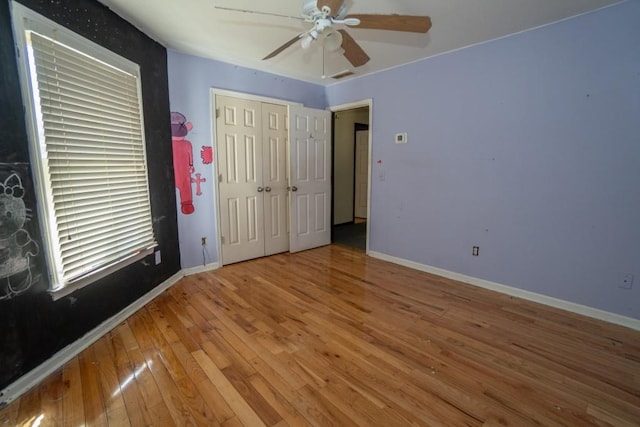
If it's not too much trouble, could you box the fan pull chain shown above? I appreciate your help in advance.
[322,41,326,79]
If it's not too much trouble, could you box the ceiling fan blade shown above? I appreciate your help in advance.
[263,34,303,60]
[338,29,370,67]
[318,0,345,15]
[346,14,432,33]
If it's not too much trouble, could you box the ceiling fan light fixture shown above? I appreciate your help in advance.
[301,33,315,49]
[324,30,343,52]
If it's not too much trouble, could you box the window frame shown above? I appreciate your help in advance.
[11,2,157,298]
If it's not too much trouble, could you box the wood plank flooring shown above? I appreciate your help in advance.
[2,245,640,426]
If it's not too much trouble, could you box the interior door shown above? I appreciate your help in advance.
[262,102,289,256]
[216,95,265,264]
[354,129,369,219]
[289,106,332,253]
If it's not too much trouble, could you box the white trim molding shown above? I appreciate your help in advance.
[182,262,220,277]
[369,251,640,332]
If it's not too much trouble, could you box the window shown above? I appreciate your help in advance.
[12,3,157,296]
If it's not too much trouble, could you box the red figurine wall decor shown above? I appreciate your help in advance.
[171,112,195,214]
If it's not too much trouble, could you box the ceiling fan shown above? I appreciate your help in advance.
[215,0,432,69]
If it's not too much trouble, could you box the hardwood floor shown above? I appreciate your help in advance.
[2,245,640,426]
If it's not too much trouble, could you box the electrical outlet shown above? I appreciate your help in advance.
[472,246,479,256]
[201,237,207,246]
[154,250,161,265]
[619,274,634,289]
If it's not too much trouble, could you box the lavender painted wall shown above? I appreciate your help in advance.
[167,51,326,268]
[326,1,640,319]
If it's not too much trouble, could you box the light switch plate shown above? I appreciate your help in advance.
[395,133,408,144]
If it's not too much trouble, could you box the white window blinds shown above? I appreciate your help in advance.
[26,30,157,290]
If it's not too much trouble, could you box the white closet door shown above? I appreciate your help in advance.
[289,106,332,253]
[262,102,289,256]
[216,95,265,264]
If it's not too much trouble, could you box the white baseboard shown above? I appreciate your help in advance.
[368,251,640,332]
[0,271,184,409]
[182,262,220,276]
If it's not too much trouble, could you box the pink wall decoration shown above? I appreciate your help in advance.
[201,146,213,164]
[192,173,206,196]
[171,112,195,214]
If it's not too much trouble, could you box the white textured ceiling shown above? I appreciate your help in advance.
[97,0,621,85]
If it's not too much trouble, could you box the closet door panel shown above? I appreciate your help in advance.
[217,95,265,264]
[289,106,332,253]
[263,103,289,256]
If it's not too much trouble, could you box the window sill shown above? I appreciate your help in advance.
[48,247,156,301]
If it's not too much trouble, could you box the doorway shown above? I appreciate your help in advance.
[330,102,372,252]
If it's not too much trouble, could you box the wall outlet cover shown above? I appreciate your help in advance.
[620,274,634,289]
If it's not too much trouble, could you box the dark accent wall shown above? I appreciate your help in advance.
[0,0,180,394]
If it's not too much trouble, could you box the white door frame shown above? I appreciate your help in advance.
[210,88,302,266]
[329,99,373,255]
[354,128,369,219]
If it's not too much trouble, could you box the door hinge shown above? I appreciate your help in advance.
[215,108,220,119]
[218,173,223,183]
[221,236,225,244]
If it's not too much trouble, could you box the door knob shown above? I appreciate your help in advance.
[257,187,264,192]
[265,187,272,192]
[291,186,298,192]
